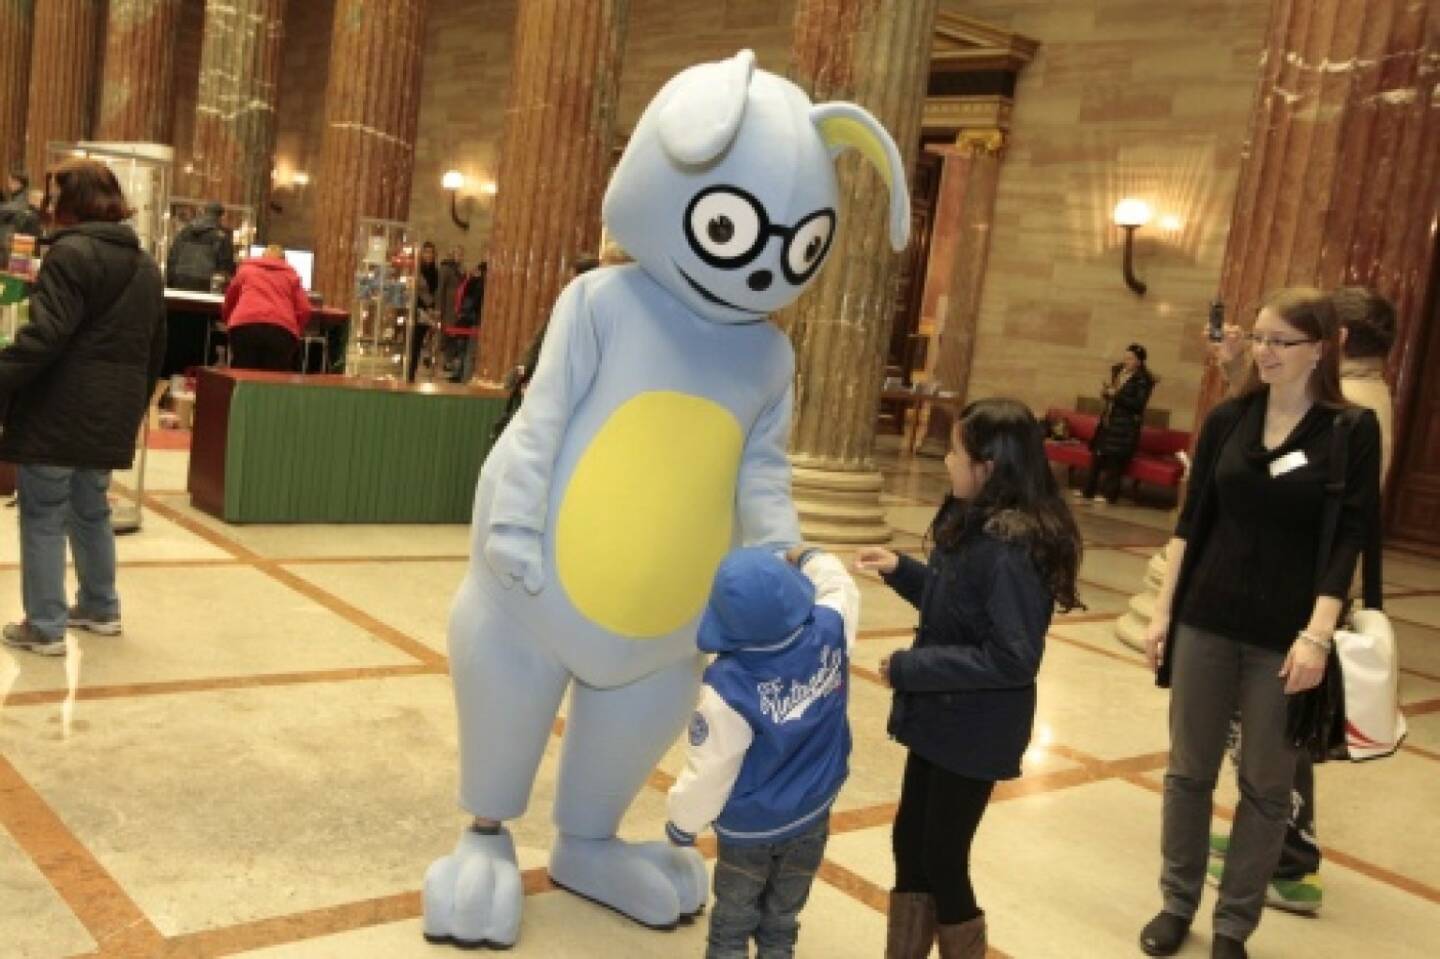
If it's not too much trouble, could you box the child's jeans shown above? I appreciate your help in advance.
[707,818,829,959]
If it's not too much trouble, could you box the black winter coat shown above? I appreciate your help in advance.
[0,222,166,470]
[882,507,1054,781]
[1091,366,1154,459]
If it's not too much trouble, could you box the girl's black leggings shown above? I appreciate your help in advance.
[892,751,995,924]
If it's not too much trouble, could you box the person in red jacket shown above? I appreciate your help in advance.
[221,245,312,371]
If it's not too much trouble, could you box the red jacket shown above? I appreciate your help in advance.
[222,258,312,338]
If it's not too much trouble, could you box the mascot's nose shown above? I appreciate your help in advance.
[747,269,773,291]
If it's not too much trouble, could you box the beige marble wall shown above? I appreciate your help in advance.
[407,0,517,260]
[950,0,1271,432]
[268,0,795,266]
[267,0,335,250]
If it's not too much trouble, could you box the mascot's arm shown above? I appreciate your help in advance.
[736,378,802,550]
[801,552,860,652]
[665,686,753,845]
[485,279,603,591]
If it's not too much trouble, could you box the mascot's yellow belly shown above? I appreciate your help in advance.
[556,391,742,638]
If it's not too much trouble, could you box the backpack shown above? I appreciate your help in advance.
[169,225,224,290]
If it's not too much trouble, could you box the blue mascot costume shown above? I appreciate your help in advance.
[424,50,910,948]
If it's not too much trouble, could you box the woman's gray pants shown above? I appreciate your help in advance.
[1161,624,1300,942]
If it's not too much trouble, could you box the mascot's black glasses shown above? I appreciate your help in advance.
[684,185,837,285]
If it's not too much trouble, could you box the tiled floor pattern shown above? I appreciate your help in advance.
[1,444,1437,957]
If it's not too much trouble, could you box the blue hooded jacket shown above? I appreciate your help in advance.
[667,548,855,846]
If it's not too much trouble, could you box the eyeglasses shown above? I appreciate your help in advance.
[1246,334,1316,350]
[683,185,837,285]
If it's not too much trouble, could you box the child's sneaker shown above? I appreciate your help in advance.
[2,622,68,656]
[67,606,122,636]
[1205,862,1322,913]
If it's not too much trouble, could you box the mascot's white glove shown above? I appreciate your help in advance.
[484,525,545,595]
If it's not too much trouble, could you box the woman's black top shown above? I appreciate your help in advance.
[1092,366,1154,459]
[1163,392,1380,676]
[881,507,1054,781]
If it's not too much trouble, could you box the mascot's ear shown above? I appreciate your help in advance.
[656,49,756,165]
[810,102,911,252]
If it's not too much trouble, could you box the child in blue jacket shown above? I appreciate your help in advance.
[666,545,860,959]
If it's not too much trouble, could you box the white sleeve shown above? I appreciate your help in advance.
[665,686,754,843]
[803,552,860,652]
[488,277,602,532]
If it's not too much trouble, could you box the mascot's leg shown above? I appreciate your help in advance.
[548,656,708,929]
[423,577,569,949]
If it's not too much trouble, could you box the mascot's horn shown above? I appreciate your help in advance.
[810,102,911,252]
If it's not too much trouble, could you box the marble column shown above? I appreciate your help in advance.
[1123,0,1439,653]
[0,1,33,174]
[189,0,285,225]
[23,0,102,182]
[784,0,938,543]
[475,0,629,384]
[915,128,1006,454]
[1195,0,1440,424]
[312,0,428,309]
[95,0,182,143]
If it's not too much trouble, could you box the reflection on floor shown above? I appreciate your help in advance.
[2,440,1438,957]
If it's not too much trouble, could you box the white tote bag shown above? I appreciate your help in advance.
[1334,607,1407,760]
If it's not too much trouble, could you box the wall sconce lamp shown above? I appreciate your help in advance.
[1113,198,1150,296]
[443,170,470,230]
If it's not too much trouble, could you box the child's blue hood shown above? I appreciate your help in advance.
[697,547,816,653]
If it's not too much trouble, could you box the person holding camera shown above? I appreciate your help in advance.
[1138,288,1380,959]
[1076,343,1155,505]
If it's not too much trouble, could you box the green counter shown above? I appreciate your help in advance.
[188,369,507,524]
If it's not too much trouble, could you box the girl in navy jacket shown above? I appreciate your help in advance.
[858,398,1082,959]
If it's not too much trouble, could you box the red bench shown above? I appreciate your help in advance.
[1043,407,1190,500]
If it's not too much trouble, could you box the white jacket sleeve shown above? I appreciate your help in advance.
[803,552,860,652]
[665,686,754,845]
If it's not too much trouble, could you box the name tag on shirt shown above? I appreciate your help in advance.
[1269,450,1308,477]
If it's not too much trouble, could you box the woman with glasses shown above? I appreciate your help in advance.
[1076,342,1156,505]
[1137,288,1380,959]
[0,160,166,657]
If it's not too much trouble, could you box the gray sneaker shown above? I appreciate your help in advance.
[68,606,122,636]
[2,622,69,656]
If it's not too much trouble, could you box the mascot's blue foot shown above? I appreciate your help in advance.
[548,834,708,929]
[423,827,523,949]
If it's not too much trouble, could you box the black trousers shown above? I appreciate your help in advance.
[892,751,995,925]
[1083,452,1129,502]
[229,324,298,372]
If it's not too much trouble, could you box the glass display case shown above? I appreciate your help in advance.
[168,196,254,264]
[346,218,418,380]
[48,142,173,263]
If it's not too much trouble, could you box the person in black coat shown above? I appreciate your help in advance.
[1079,342,1156,505]
[0,159,166,657]
[856,398,1083,959]
[1138,289,1380,959]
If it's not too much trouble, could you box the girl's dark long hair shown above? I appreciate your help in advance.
[929,398,1084,612]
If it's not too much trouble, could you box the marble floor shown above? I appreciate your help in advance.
[2,440,1438,958]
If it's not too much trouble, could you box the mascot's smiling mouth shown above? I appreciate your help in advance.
[675,264,768,316]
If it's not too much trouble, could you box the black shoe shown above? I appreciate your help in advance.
[1212,935,1248,959]
[1139,912,1191,956]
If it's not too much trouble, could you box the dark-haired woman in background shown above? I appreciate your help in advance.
[856,398,1083,959]
[0,159,166,656]
[1138,288,1380,959]
[1078,342,1156,506]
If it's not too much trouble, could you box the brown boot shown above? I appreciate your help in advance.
[936,914,987,959]
[885,891,936,959]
